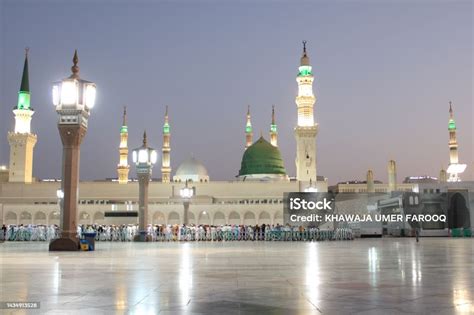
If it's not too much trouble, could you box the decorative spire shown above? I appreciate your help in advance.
[70,49,79,78]
[299,40,311,70]
[246,105,252,132]
[20,48,30,92]
[143,130,147,147]
[163,106,170,134]
[16,48,31,110]
[272,105,275,125]
[270,105,278,146]
[122,106,127,126]
[448,101,456,130]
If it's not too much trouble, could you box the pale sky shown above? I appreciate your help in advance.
[0,0,472,184]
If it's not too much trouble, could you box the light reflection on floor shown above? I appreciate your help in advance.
[0,238,473,314]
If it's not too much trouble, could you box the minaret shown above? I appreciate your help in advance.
[8,48,37,183]
[270,105,278,147]
[245,105,253,149]
[448,102,459,165]
[439,168,447,183]
[117,106,130,184]
[387,160,397,192]
[295,41,318,182]
[366,169,375,193]
[446,102,466,182]
[161,106,171,183]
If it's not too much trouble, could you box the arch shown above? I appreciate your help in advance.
[153,211,166,225]
[93,212,105,224]
[34,211,47,225]
[243,211,256,226]
[49,211,60,225]
[198,211,210,225]
[448,193,471,229]
[258,211,271,224]
[19,211,32,225]
[78,211,91,224]
[213,212,226,226]
[228,211,241,225]
[5,211,17,225]
[274,211,283,225]
[168,212,180,225]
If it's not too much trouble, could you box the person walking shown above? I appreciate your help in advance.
[415,225,420,243]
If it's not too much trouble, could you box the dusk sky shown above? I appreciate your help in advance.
[0,0,472,184]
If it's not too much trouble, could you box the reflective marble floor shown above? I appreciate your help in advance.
[0,239,473,314]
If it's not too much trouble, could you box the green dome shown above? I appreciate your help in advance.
[239,137,287,176]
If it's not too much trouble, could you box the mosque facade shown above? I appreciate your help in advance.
[0,44,472,230]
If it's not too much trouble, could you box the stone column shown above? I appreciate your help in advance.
[49,124,86,251]
[138,172,150,231]
[183,201,190,225]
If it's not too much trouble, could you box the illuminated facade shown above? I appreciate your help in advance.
[294,41,318,182]
[161,106,171,183]
[8,49,37,183]
[117,107,130,184]
[446,102,466,182]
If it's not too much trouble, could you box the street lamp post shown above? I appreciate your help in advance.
[132,132,157,242]
[180,179,194,225]
[49,50,96,251]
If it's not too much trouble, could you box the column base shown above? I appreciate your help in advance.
[49,237,80,251]
[133,231,152,242]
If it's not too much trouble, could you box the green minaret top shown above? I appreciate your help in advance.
[120,106,128,133]
[270,105,277,133]
[163,105,170,134]
[246,105,252,133]
[298,40,313,77]
[448,101,456,131]
[16,48,31,110]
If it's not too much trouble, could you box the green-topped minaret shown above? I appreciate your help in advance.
[17,49,31,110]
[117,106,130,184]
[8,48,37,183]
[270,105,278,147]
[161,106,171,183]
[245,105,253,149]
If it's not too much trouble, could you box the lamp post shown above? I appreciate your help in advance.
[180,179,194,225]
[49,50,96,251]
[132,131,157,242]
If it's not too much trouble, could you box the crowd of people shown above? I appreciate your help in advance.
[1,224,59,241]
[1,223,354,242]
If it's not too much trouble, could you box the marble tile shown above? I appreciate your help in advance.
[0,239,473,314]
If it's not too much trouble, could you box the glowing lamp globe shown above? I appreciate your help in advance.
[132,133,158,169]
[180,181,194,199]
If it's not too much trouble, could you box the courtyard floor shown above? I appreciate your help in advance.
[0,238,473,314]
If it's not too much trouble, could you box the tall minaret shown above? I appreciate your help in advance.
[117,106,130,184]
[161,106,171,183]
[366,169,375,193]
[270,105,278,147]
[446,101,466,182]
[245,105,253,149]
[387,160,397,192]
[295,41,318,182]
[8,49,37,183]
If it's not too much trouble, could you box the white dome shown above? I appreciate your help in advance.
[174,156,209,182]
